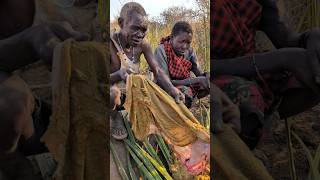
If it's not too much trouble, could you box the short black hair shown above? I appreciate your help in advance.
[171,21,193,37]
[120,2,147,22]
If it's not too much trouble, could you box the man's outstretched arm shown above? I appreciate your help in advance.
[0,22,89,72]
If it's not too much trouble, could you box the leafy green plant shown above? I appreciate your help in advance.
[285,119,297,180]
[291,131,320,180]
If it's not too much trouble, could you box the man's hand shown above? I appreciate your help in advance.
[284,48,320,96]
[170,87,185,104]
[22,21,90,66]
[211,83,241,134]
[303,28,320,83]
[118,67,134,82]
[196,76,210,91]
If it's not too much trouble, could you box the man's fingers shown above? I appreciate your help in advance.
[298,71,320,96]
[226,122,241,134]
[126,68,135,74]
[307,49,320,84]
[175,96,181,104]
[175,93,185,104]
[46,36,62,49]
[290,49,320,96]
[50,22,90,41]
[297,50,320,95]
[211,100,224,134]
[181,93,185,103]
[38,34,62,65]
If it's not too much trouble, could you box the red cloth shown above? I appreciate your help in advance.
[211,0,262,59]
[213,75,269,113]
[160,36,192,80]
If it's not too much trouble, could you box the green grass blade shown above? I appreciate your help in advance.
[143,139,165,167]
[313,143,320,167]
[125,144,154,180]
[127,151,138,180]
[110,141,130,180]
[201,103,210,130]
[137,144,173,180]
[199,99,204,126]
[155,135,172,165]
[285,119,296,180]
[312,143,320,180]
[125,139,162,180]
[121,111,136,142]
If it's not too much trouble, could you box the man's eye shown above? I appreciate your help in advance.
[141,28,147,33]
[131,26,139,31]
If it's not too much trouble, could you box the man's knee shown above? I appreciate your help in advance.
[0,94,23,153]
[0,85,34,119]
[0,86,35,153]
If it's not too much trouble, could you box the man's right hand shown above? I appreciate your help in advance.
[302,28,320,84]
[22,21,90,66]
[118,67,134,82]
[211,83,241,134]
[171,87,185,104]
[284,48,320,96]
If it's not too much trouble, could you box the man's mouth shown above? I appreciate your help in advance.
[131,38,142,45]
[178,51,185,55]
[175,49,186,56]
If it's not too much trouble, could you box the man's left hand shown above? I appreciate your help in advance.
[304,28,320,84]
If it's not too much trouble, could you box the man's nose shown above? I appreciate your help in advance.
[182,43,188,50]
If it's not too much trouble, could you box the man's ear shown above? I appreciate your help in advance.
[118,17,124,28]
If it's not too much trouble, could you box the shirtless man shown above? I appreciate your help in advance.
[110,2,185,140]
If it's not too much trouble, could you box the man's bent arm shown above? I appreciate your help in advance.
[0,30,39,72]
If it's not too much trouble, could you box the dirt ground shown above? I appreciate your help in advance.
[253,105,320,180]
